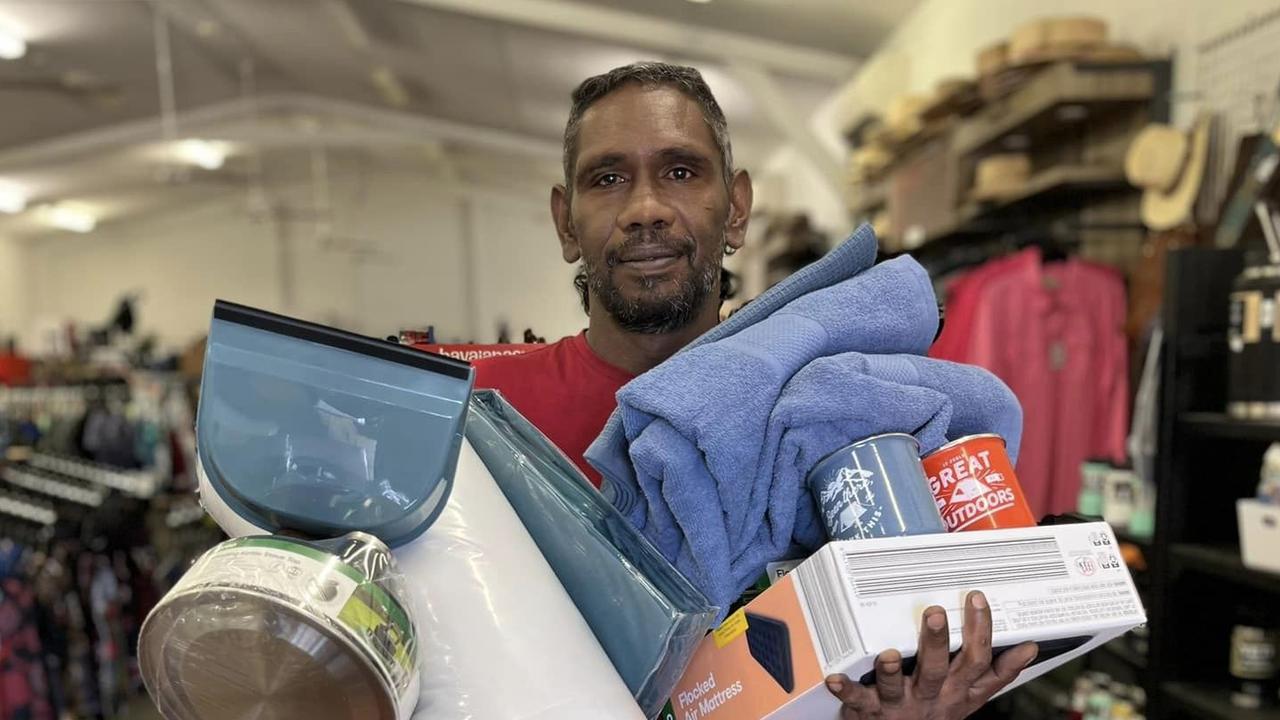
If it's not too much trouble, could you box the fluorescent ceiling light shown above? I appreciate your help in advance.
[175,139,228,170]
[686,0,713,4]
[0,181,26,213]
[39,203,97,234]
[0,25,26,60]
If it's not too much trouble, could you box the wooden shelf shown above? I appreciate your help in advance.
[1162,682,1280,720]
[1171,544,1280,594]
[904,164,1130,252]
[953,60,1157,156]
[1179,412,1280,442]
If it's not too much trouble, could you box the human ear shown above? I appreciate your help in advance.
[550,184,581,263]
[725,169,753,252]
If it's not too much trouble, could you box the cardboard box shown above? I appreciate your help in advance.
[660,522,1146,720]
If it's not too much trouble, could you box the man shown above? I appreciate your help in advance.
[475,62,1036,719]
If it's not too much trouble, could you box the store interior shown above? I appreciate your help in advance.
[1,1,1279,719]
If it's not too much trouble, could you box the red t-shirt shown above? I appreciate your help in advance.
[472,331,634,487]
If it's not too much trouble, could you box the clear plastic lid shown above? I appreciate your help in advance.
[197,301,473,547]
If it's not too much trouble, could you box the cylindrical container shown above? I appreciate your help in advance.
[139,531,419,720]
[1227,264,1280,420]
[923,434,1037,532]
[808,433,945,540]
[1230,623,1279,708]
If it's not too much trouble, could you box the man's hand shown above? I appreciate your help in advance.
[824,591,1037,720]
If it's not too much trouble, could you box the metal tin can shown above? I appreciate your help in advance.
[139,532,419,720]
[808,433,946,540]
[922,434,1037,532]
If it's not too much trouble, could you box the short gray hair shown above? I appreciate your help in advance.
[562,62,734,194]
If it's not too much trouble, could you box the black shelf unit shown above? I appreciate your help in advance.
[1146,248,1280,719]
[1162,682,1280,720]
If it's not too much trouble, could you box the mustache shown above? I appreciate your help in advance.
[604,229,697,268]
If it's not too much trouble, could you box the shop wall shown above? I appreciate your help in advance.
[825,0,1280,130]
[16,172,583,354]
[0,235,25,343]
[755,146,851,240]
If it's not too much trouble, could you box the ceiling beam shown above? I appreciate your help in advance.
[394,0,859,81]
[0,93,561,170]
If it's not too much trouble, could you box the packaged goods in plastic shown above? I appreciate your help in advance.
[466,390,717,717]
[139,532,419,720]
[196,300,472,545]
[397,440,645,720]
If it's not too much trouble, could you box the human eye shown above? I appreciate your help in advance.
[594,172,625,187]
[666,167,695,181]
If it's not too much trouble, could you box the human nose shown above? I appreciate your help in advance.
[615,176,675,232]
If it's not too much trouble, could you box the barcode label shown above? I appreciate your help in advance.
[796,555,860,670]
[844,537,1069,598]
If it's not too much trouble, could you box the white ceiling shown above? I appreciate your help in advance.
[0,0,919,237]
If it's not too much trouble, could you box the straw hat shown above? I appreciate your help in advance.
[921,77,981,121]
[976,42,1010,79]
[1125,115,1211,230]
[885,94,931,141]
[971,154,1032,202]
[1008,17,1108,66]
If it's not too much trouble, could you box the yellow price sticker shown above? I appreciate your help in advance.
[713,608,750,648]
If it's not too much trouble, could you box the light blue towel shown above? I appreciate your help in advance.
[591,224,881,507]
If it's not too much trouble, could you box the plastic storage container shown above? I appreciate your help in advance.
[196,300,473,546]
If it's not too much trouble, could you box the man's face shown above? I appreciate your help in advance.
[553,84,748,333]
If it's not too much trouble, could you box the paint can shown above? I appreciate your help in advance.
[808,433,946,540]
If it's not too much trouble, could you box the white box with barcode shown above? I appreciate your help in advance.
[662,522,1146,720]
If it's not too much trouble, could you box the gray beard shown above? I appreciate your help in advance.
[583,233,722,335]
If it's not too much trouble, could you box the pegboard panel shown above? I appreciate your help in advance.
[1194,5,1280,209]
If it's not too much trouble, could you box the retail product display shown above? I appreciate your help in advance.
[195,300,473,545]
[1068,672,1147,720]
[140,532,419,720]
[1230,621,1279,708]
[663,522,1146,720]
[397,440,644,720]
[466,391,716,717]
[1262,443,1280,503]
[1227,260,1280,420]
[970,154,1032,202]
[922,434,1036,531]
[0,376,217,719]
[1124,116,1211,231]
[590,225,1023,616]
[808,433,945,540]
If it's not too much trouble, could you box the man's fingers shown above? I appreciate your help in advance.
[970,641,1039,701]
[912,606,951,700]
[874,649,906,706]
[825,674,879,718]
[950,591,994,687]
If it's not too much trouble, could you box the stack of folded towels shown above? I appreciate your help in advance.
[586,224,1023,619]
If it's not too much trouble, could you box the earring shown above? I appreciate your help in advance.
[724,244,738,256]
